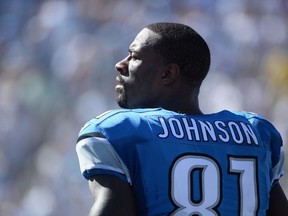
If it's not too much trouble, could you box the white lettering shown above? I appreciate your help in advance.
[157,117,259,146]
[240,122,259,145]
[198,121,217,141]
[158,117,169,138]
[215,121,229,142]
[182,118,200,141]
[228,122,244,144]
[169,118,184,138]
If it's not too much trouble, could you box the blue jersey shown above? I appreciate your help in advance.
[76,108,284,216]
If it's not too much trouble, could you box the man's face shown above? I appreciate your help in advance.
[115,28,166,109]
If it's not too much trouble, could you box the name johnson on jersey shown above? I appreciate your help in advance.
[157,117,259,145]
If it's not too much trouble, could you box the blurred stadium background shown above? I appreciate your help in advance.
[0,0,287,215]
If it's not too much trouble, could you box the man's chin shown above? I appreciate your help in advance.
[116,97,128,109]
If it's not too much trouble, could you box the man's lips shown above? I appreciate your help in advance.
[115,76,124,91]
[116,76,121,82]
[115,84,123,91]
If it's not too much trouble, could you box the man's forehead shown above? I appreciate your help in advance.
[129,28,160,51]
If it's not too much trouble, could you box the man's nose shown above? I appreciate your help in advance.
[115,58,128,76]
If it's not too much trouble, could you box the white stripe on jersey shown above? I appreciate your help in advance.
[271,149,285,185]
[76,137,132,185]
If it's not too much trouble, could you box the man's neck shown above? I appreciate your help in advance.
[161,99,202,115]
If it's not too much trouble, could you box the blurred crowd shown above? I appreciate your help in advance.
[0,0,287,215]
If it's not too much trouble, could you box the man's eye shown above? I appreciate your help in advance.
[128,50,139,60]
[128,54,138,60]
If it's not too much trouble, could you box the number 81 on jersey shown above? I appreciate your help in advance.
[170,154,258,216]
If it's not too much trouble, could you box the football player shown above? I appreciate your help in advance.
[76,22,288,215]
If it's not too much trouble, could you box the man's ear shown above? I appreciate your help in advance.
[160,63,180,85]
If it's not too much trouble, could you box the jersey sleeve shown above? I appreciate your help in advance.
[271,149,285,185]
[76,118,132,185]
[250,114,284,185]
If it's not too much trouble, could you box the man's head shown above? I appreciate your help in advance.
[115,22,210,110]
[145,22,210,86]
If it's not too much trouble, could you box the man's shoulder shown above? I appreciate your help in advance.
[92,108,167,123]
[228,110,264,119]
[216,110,260,119]
[223,110,282,140]
[79,108,166,137]
[215,110,269,124]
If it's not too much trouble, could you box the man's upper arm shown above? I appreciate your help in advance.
[88,175,136,216]
[76,116,132,184]
[267,182,288,216]
[76,117,136,215]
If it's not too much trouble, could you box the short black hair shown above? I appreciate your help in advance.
[145,22,210,86]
